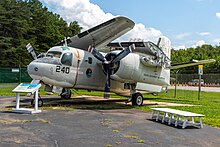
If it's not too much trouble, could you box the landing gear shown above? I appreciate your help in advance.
[131,92,143,106]
[31,94,43,107]
[60,88,72,99]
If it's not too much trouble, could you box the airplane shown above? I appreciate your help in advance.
[26,16,215,106]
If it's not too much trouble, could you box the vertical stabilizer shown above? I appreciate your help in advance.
[157,36,171,59]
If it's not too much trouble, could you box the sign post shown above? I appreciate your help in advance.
[198,65,203,100]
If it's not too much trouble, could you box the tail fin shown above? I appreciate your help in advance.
[157,36,171,59]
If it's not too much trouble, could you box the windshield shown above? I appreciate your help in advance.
[46,51,62,58]
[61,52,72,66]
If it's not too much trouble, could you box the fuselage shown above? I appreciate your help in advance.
[27,46,170,94]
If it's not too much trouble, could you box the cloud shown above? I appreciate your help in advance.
[174,40,206,50]
[41,0,162,43]
[213,38,220,43]
[199,32,211,36]
[174,33,191,40]
[173,45,187,50]
[41,0,114,30]
[191,40,206,48]
[116,23,162,42]
[216,13,220,19]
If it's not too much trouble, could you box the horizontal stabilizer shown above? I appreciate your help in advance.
[170,59,215,69]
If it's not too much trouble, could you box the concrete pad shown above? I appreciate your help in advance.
[0,109,219,147]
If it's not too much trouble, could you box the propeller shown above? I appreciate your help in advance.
[26,43,46,60]
[88,44,135,98]
[26,43,37,60]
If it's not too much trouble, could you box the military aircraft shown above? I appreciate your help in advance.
[26,16,215,106]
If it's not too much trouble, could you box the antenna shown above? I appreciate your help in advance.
[64,37,67,46]
[157,37,161,46]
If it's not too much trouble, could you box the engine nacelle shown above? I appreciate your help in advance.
[110,53,138,83]
[110,53,170,86]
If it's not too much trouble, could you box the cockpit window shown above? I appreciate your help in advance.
[46,51,62,58]
[61,52,72,66]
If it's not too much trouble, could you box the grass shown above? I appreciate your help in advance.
[0,83,220,128]
[0,83,47,96]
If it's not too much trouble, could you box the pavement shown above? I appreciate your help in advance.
[0,96,220,147]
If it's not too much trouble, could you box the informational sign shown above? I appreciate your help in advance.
[11,83,42,114]
[12,83,41,93]
[198,65,203,75]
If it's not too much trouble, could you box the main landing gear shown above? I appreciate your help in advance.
[131,92,144,106]
[126,84,144,106]
[60,88,72,99]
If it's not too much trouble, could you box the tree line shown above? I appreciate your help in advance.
[0,0,82,66]
[171,45,220,74]
[0,0,219,74]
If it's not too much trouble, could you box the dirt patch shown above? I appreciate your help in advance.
[142,100,194,106]
[75,95,194,107]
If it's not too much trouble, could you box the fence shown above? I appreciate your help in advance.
[170,74,220,86]
[0,67,32,83]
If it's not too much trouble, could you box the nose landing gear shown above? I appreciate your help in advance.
[60,88,72,99]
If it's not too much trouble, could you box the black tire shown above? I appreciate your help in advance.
[38,99,43,107]
[132,93,143,106]
[31,98,43,107]
[60,88,72,99]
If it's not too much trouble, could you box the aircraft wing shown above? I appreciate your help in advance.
[65,16,135,51]
[170,59,215,69]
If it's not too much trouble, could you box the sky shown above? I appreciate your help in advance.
[40,0,220,49]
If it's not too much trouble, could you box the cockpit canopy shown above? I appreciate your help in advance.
[46,46,72,66]
[46,51,62,58]
[61,52,72,66]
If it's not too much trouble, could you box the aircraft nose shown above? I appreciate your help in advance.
[27,61,42,80]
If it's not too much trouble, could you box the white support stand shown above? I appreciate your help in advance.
[12,83,42,114]
[151,108,204,129]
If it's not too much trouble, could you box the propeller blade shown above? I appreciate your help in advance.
[26,43,37,60]
[88,45,107,63]
[111,44,135,63]
[104,68,111,99]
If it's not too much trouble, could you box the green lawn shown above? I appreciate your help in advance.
[0,83,47,96]
[0,84,219,128]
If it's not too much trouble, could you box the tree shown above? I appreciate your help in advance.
[171,45,220,74]
[0,0,82,67]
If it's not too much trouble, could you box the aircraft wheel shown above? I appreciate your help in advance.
[38,99,44,107]
[60,88,72,99]
[132,93,143,106]
[31,98,43,107]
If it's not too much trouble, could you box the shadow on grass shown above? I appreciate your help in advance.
[5,96,186,111]
[6,96,136,110]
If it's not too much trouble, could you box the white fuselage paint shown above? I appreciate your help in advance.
[28,46,170,95]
